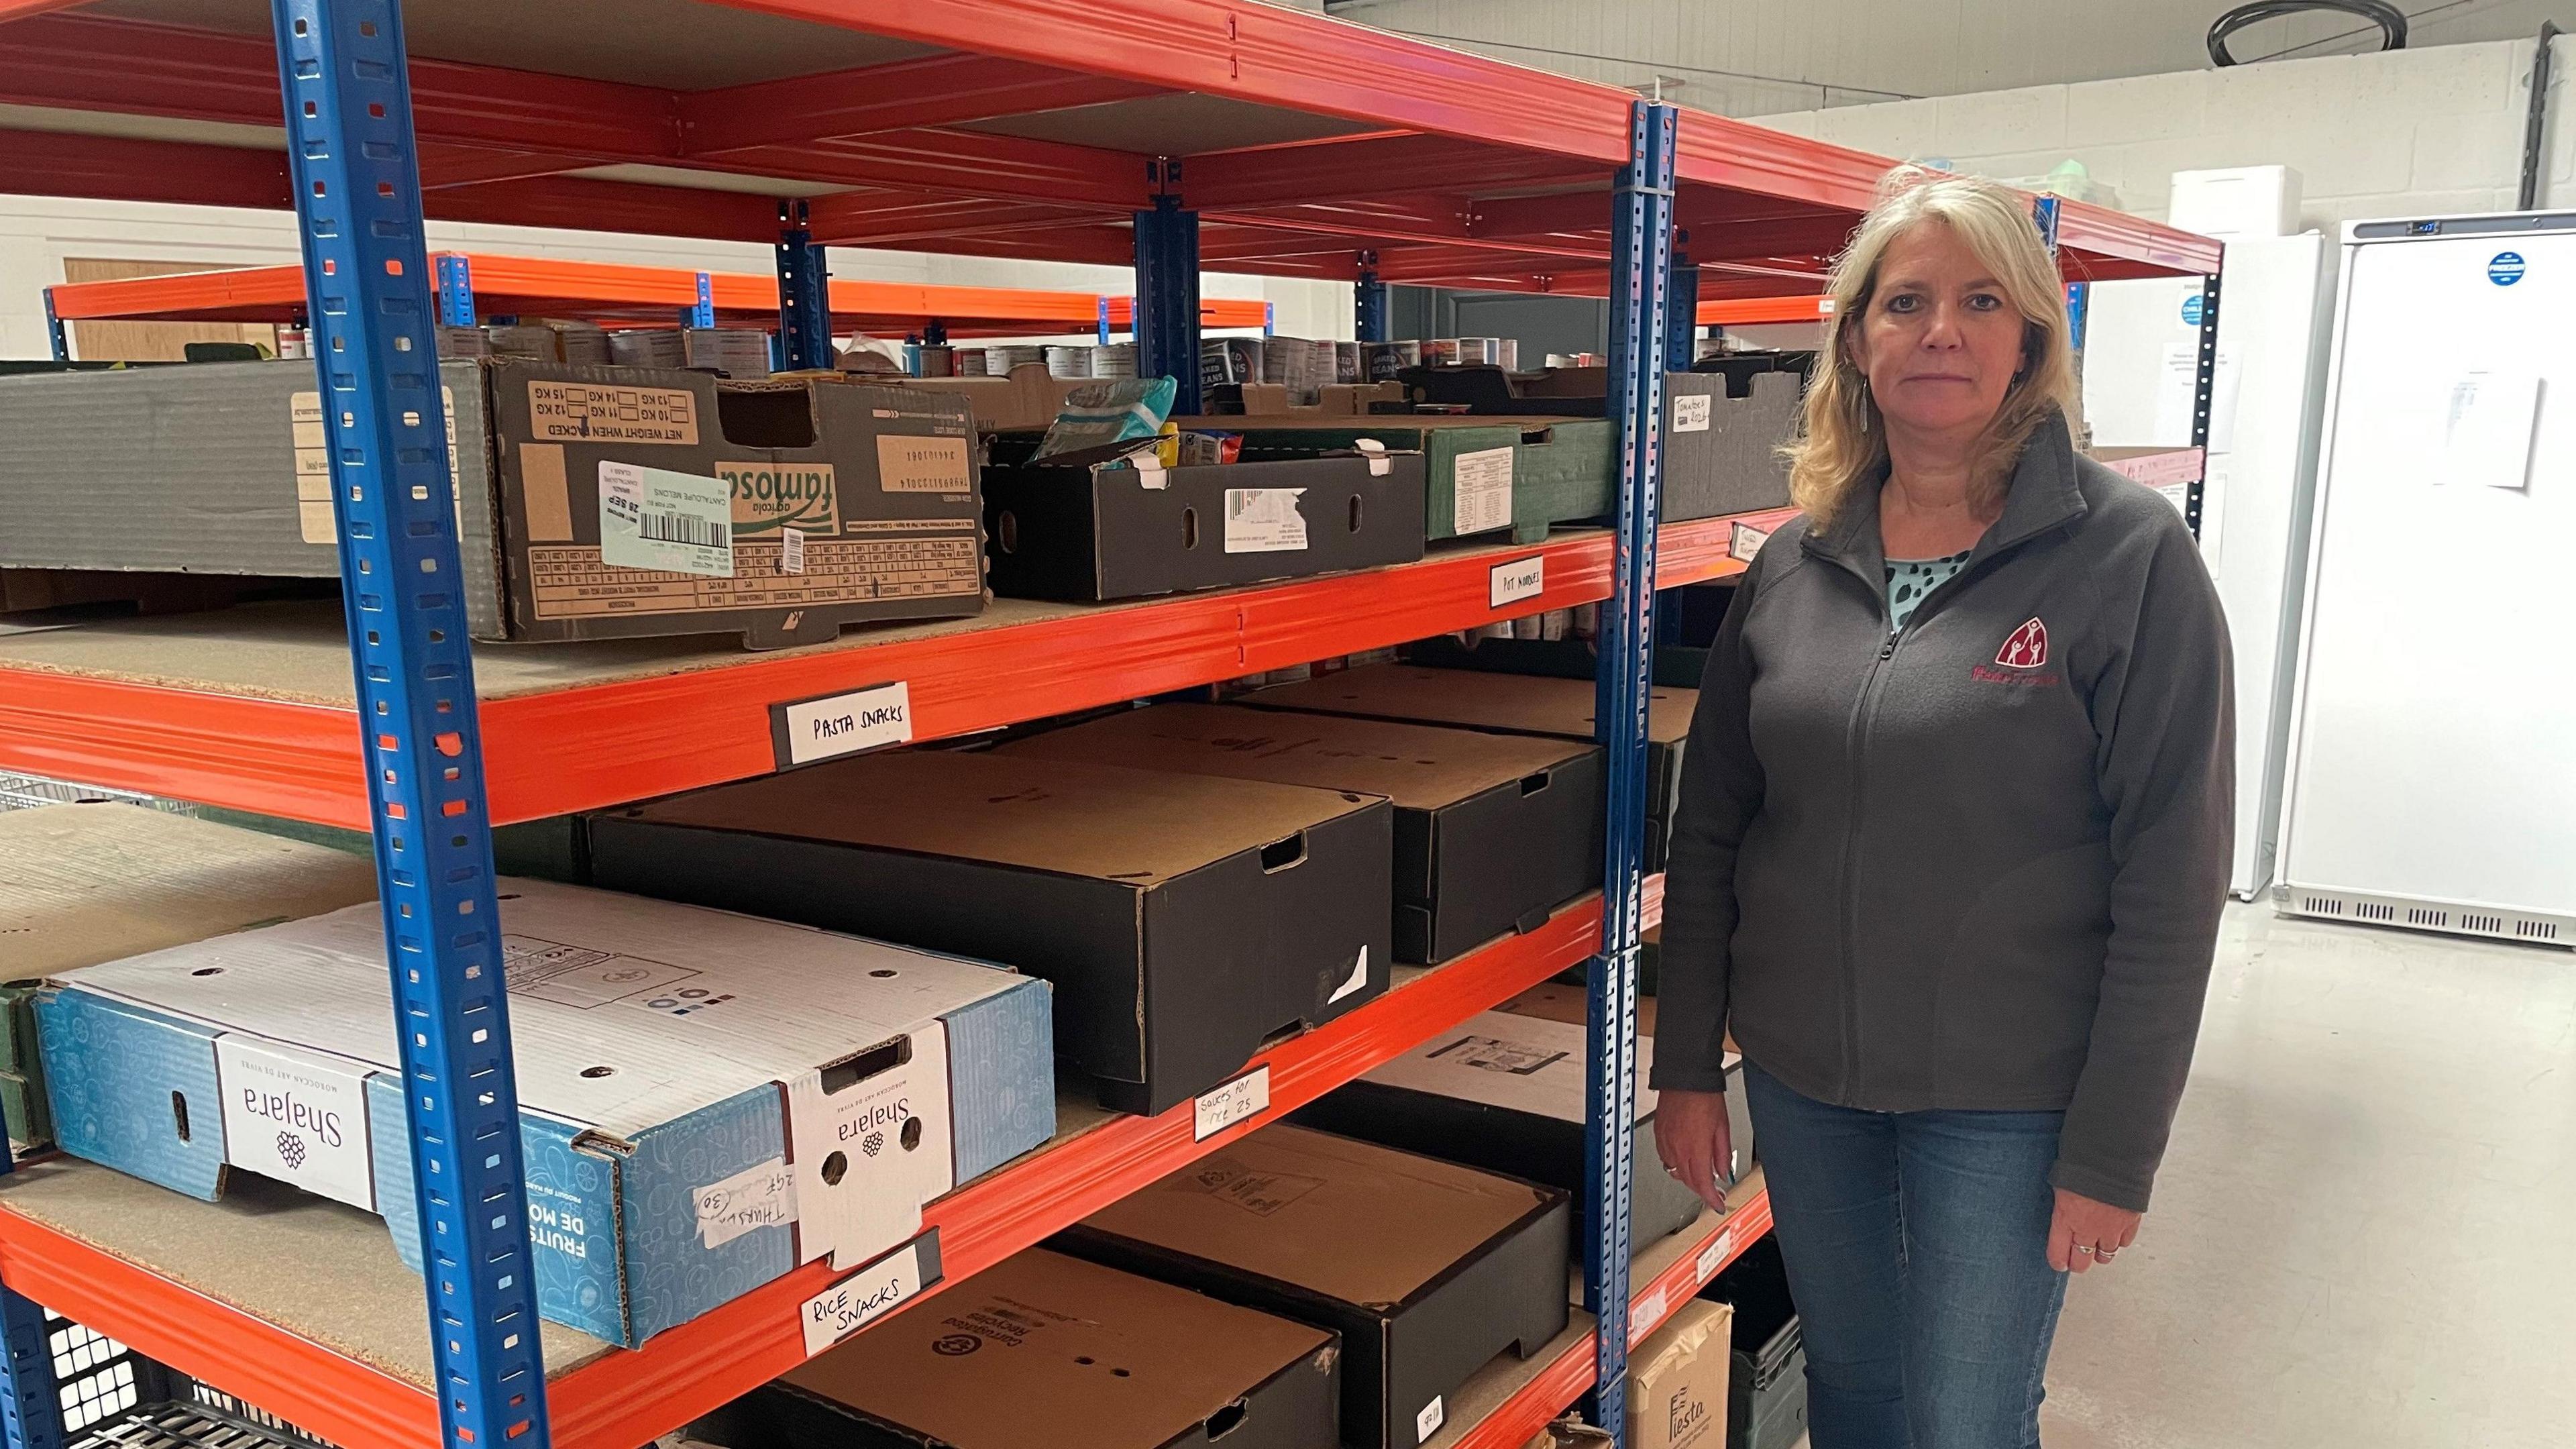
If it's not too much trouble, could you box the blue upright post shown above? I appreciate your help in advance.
[40,289,66,363]
[1584,97,1677,1447]
[1263,302,1276,339]
[2031,194,2061,255]
[1134,163,1202,415]
[685,270,716,329]
[2063,282,2089,352]
[0,1132,62,1449]
[1354,251,1389,344]
[775,199,833,372]
[1664,232,1700,372]
[268,5,549,1448]
[433,252,475,329]
[1097,294,1113,345]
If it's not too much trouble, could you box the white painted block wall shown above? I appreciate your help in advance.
[1750,37,2576,234]
[0,195,1355,361]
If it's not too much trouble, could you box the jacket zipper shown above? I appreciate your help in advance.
[1825,541,2029,1100]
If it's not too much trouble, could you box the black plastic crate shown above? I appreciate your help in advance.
[1697,1234,1808,1449]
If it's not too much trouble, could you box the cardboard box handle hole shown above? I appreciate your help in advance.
[1258,831,1307,873]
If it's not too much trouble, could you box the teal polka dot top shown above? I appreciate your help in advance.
[1884,549,1972,633]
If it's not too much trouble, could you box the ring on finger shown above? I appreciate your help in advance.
[2096,1248,2119,1260]
[2071,1245,2094,1256]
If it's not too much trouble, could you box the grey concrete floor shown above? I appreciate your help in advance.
[2038,901,2576,1448]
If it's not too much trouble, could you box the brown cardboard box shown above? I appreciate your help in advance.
[708,1248,1341,1449]
[473,362,985,646]
[1000,703,1603,964]
[1064,1124,1570,1449]
[881,361,1089,431]
[0,360,988,648]
[1628,1299,1735,1449]
[586,749,1391,1116]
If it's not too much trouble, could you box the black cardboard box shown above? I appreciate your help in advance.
[1498,979,1754,1182]
[702,1248,1341,1449]
[1292,1008,1705,1257]
[0,360,987,648]
[1062,1124,1571,1449]
[1242,663,1697,876]
[1660,372,1801,523]
[982,448,1428,601]
[584,749,1391,1116]
[1000,703,1603,965]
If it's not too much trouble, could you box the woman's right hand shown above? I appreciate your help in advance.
[1652,1088,1736,1213]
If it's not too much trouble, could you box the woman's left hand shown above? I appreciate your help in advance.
[2047,1188,2142,1274]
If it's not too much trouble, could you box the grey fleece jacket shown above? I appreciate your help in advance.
[1651,412,2234,1213]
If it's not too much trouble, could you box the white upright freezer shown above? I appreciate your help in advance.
[2082,234,2337,898]
[2277,213,2576,947]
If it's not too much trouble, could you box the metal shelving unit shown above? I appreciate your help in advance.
[0,4,2221,1448]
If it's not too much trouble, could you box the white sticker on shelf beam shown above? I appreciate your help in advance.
[1193,1065,1271,1142]
[1629,1283,1668,1346]
[1452,446,1513,535]
[1489,555,1545,610]
[1695,1225,1737,1284]
[800,1238,927,1357]
[774,681,914,768]
[1727,521,1770,562]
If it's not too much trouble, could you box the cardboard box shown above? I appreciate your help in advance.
[1063,1124,1570,1449]
[981,447,1427,601]
[705,1248,1341,1449]
[36,878,1054,1346]
[1232,381,1405,416]
[1629,1299,1734,1449]
[586,749,1391,1116]
[1196,415,1616,545]
[882,361,1089,431]
[0,360,988,648]
[1661,373,1800,523]
[1000,704,1603,965]
[0,804,379,1151]
[1241,663,1697,875]
[1498,979,1753,1183]
[1292,1008,1705,1256]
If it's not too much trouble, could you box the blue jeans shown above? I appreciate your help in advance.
[1743,1063,2068,1449]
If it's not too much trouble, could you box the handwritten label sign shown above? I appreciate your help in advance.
[800,1239,927,1356]
[773,682,914,768]
[1696,1226,1738,1285]
[692,1157,792,1249]
[1489,556,1545,610]
[1193,1065,1270,1142]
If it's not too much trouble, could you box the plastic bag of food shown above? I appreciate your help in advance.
[1032,376,1179,460]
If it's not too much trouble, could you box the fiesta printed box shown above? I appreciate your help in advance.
[34,879,1053,1347]
[706,1248,1343,1449]
[0,360,987,648]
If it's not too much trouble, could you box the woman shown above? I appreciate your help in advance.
[1651,168,2233,1449]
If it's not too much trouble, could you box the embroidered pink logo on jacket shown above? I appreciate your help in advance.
[1996,617,2049,669]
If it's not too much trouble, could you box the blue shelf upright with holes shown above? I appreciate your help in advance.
[268,3,551,1447]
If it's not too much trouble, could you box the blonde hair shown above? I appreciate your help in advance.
[1784,166,2083,530]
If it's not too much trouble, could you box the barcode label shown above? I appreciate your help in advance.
[780,526,806,574]
[641,509,726,548]
[600,461,734,578]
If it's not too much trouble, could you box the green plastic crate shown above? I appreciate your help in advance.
[0,980,51,1150]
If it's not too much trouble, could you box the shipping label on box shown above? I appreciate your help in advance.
[1371,1010,1656,1123]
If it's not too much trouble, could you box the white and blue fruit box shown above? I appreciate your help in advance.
[35,877,1053,1348]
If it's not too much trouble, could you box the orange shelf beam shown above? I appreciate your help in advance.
[1698,294,1833,327]
[1100,294,1274,331]
[48,252,1127,336]
[0,510,1796,832]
